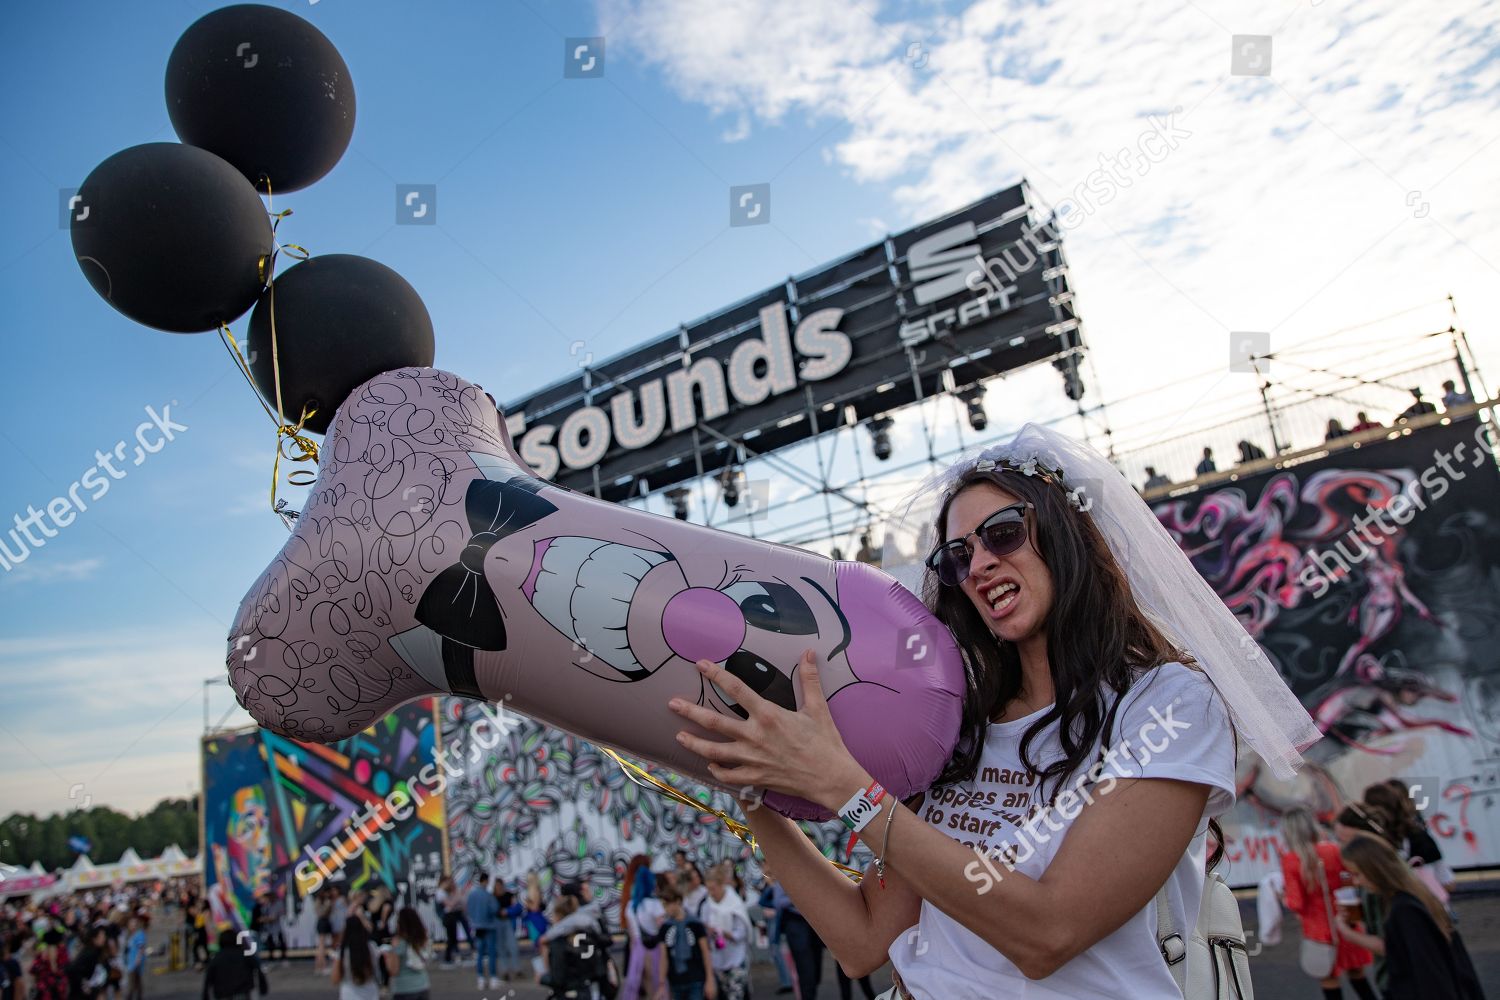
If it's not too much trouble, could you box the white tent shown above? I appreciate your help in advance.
[118,847,143,866]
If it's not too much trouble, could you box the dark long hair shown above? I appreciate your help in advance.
[396,907,427,952]
[926,467,1226,861]
[341,916,375,985]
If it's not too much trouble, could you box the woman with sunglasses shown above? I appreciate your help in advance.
[668,423,1317,999]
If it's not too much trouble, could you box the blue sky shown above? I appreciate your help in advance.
[3,0,1498,818]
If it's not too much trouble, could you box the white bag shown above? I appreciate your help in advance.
[1156,871,1254,1000]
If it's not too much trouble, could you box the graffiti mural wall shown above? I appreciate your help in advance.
[201,730,284,932]
[440,698,863,930]
[1151,416,1500,884]
[201,699,446,944]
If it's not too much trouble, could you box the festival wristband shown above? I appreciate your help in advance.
[838,779,887,833]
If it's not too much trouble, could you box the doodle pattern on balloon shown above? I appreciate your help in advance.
[227,367,964,818]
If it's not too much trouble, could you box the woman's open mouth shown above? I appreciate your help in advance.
[984,579,1021,619]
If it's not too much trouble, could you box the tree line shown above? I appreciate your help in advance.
[0,797,198,873]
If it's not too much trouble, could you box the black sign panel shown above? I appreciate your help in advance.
[504,182,1079,501]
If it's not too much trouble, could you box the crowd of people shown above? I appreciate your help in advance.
[1274,778,1482,1000]
[0,880,174,1000]
[1140,380,1480,492]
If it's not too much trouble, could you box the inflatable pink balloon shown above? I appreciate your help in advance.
[227,368,963,819]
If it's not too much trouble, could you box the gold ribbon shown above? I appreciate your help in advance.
[600,746,863,880]
[216,177,318,525]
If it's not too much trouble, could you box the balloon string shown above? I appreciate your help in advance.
[599,747,863,881]
[213,176,319,530]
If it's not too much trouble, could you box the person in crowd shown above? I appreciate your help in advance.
[621,858,665,1000]
[768,879,821,1000]
[1332,802,1387,845]
[521,874,550,962]
[756,870,794,996]
[329,887,349,960]
[1196,446,1217,475]
[313,891,335,976]
[1278,807,1377,1000]
[541,881,615,998]
[1237,438,1268,463]
[1399,388,1437,421]
[1142,466,1171,490]
[1,934,27,1000]
[123,916,147,1000]
[702,869,751,1000]
[1441,379,1474,409]
[492,885,523,983]
[437,877,470,967]
[1334,836,1486,1000]
[190,902,209,969]
[1325,418,1350,441]
[541,897,594,1000]
[680,866,708,922]
[1363,781,1456,900]
[331,914,379,1000]
[30,928,68,1000]
[260,889,285,967]
[668,426,1311,999]
[1351,411,1381,432]
[201,927,267,1000]
[673,852,691,878]
[645,882,716,1000]
[66,924,110,1000]
[383,907,431,1000]
[466,873,500,990]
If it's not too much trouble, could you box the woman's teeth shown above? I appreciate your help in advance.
[986,581,1019,613]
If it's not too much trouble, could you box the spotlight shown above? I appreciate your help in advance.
[718,465,743,508]
[867,416,894,462]
[961,386,987,431]
[665,487,691,521]
[1053,354,1085,401]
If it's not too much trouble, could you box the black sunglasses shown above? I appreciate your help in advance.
[927,502,1034,587]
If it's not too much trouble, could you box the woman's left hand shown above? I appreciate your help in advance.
[669,649,868,812]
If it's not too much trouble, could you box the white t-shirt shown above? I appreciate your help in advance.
[626,897,667,942]
[702,889,752,971]
[887,662,1236,1000]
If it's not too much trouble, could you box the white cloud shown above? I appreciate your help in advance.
[599,0,1500,464]
[0,557,103,586]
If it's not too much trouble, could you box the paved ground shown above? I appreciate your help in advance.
[141,887,1499,998]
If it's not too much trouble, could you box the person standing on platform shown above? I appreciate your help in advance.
[1196,446,1217,475]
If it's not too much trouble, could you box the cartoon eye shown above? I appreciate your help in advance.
[715,650,798,718]
[723,581,817,635]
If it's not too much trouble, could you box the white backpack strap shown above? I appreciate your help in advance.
[1155,883,1188,993]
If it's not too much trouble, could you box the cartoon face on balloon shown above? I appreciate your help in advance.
[228,368,962,819]
[385,447,867,724]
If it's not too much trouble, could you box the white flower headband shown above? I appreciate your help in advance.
[973,456,1094,513]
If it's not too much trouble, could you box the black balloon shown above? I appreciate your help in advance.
[248,255,435,434]
[70,142,274,334]
[165,4,354,193]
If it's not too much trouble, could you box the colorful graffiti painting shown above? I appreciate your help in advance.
[202,698,446,937]
[440,698,865,929]
[1151,416,1500,883]
[202,730,286,931]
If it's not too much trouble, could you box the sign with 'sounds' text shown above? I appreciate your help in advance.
[504,182,1080,502]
